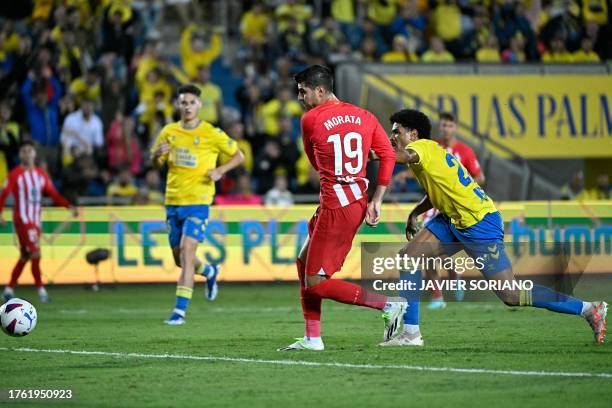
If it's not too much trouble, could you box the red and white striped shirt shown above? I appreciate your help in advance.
[301,100,396,209]
[0,165,71,226]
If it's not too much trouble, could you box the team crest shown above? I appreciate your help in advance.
[194,136,200,145]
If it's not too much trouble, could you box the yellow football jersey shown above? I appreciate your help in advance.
[407,139,496,228]
[151,121,238,205]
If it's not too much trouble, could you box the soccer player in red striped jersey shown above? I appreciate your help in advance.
[278,65,407,351]
[0,141,77,303]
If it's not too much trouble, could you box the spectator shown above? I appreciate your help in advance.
[101,5,135,65]
[572,37,600,62]
[107,167,138,203]
[352,18,388,54]
[460,10,491,60]
[275,0,312,35]
[180,23,223,80]
[137,67,172,110]
[311,17,347,62]
[215,173,263,205]
[240,2,269,46]
[421,36,455,62]
[501,34,526,63]
[431,0,462,57]
[357,36,381,62]
[21,74,62,174]
[539,2,583,52]
[494,1,537,59]
[589,173,610,200]
[0,100,20,185]
[253,140,284,194]
[542,37,573,62]
[382,34,419,62]
[139,168,164,205]
[279,15,311,64]
[194,65,223,126]
[139,90,173,143]
[260,87,302,137]
[135,39,162,88]
[265,175,294,207]
[227,122,253,173]
[391,2,427,39]
[560,170,590,200]
[107,115,142,175]
[365,0,400,43]
[476,35,501,62]
[68,67,101,105]
[62,153,100,202]
[60,98,104,166]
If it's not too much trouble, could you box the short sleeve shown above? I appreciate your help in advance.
[214,127,238,156]
[406,139,429,166]
[150,126,170,155]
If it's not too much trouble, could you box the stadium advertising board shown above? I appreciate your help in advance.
[0,202,610,284]
[365,74,612,158]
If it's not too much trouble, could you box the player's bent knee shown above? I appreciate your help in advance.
[305,274,327,288]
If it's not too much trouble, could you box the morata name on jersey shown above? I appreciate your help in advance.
[323,115,362,131]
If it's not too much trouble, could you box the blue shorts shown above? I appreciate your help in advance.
[165,205,209,248]
[425,211,511,276]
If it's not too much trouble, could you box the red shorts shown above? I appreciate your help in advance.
[14,221,41,254]
[305,198,367,277]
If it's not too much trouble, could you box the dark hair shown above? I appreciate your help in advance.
[177,84,201,97]
[19,140,37,150]
[294,65,333,92]
[439,111,456,123]
[389,109,432,139]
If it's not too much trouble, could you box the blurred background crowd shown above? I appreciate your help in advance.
[0,0,610,207]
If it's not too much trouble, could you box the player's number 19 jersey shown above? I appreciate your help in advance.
[301,101,395,209]
[407,139,496,228]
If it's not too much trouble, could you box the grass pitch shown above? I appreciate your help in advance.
[1,284,610,407]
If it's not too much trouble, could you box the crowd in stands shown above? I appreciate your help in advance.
[0,0,610,208]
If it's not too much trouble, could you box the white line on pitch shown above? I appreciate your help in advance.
[1,347,611,379]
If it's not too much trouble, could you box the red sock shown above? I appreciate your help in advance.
[297,259,321,338]
[8,259,27,288]
[432,285,443,300]
[307,279,388,310]
[31,258,43,288]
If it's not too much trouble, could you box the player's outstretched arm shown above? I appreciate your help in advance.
[406,195,432,240]
[207,150,245,182]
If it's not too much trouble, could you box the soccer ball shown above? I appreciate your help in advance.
[0,298,37,337]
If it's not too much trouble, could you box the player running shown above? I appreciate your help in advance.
[278,65,406,351]
[425,112,486,309]
[151,84,244,325]
[0,141,78,303]
[380,109,607,346]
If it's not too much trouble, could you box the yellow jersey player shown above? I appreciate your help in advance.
[151,84,244,325]
[379,109,607,346]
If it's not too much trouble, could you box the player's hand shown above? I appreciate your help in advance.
[154,142,169,158]
[405,213,420,241]
[69,206,79,218]
[365,200,382,227]
[207,168,224,182]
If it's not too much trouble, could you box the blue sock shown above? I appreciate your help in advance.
[399,270,421,325]
[526,284,584,316]
[172,286,193,318]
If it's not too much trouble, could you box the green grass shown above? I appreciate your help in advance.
[1,284,611,407]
